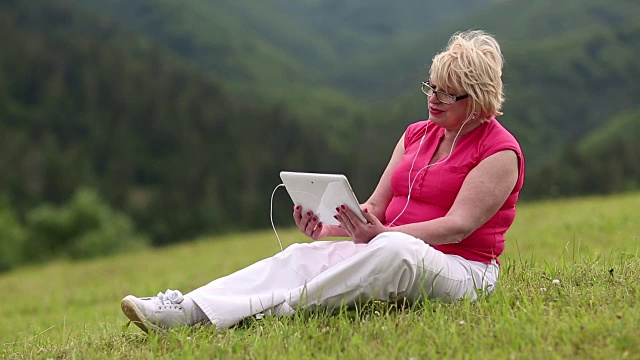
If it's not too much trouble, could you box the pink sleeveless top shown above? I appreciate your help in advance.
[384,119,525,264]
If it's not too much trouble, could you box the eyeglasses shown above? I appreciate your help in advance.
[420,81,469,104]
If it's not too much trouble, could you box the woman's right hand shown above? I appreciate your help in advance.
[292,206,333,240]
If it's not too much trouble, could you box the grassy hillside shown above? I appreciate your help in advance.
[1,192,638,358]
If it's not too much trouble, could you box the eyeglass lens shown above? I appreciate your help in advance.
[422,83,454,104]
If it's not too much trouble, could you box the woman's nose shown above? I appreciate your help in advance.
[428,93,441,105]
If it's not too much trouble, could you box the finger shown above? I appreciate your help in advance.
[305,215,318,235]
[339,204,361,227]
[299,210,313,231]
[336,206,355,233]
[311,222,323,239]
[292,205,302,226]
[362,208,379,225]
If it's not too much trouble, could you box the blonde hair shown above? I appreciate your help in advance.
[430,30,504,119]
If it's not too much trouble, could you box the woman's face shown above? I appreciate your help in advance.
[426,81,473,130]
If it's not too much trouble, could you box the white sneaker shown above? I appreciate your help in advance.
[121,289,188,333]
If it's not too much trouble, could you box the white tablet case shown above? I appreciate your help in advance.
[280,171,366,225]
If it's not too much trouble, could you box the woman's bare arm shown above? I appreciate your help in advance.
[335,149,519,244]
[390,150,519,245]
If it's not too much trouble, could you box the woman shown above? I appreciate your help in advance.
[121,30,524,333]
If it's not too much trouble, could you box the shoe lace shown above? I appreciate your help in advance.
[156,289,184,309]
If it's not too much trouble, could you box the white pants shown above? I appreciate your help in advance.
[188,232,499,330]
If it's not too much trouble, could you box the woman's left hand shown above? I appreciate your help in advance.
[334,205,387,244]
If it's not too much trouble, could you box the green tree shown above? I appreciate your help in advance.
[0,198,26,271]
[24,188,149,261]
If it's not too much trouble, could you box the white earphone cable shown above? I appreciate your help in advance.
[270,183,285,252]
[387,114,474,226]
[269,183,315,281]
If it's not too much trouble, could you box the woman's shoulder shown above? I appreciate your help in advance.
[405,120,429,133]
[481,118,522,151]
[404,120,437,144]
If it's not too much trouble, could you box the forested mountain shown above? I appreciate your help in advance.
[334,0,640,96]
[271,0,495,57]
[74,0,495,89]
[0,0,361,245]
[74,0,321,88]
[1,0,639,253]
[526,109,640,198]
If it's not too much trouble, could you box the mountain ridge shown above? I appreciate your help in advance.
[1,0,639,246]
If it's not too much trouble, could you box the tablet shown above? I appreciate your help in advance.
[280,171,367,225]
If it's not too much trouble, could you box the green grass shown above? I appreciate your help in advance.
[1,192,639,359]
